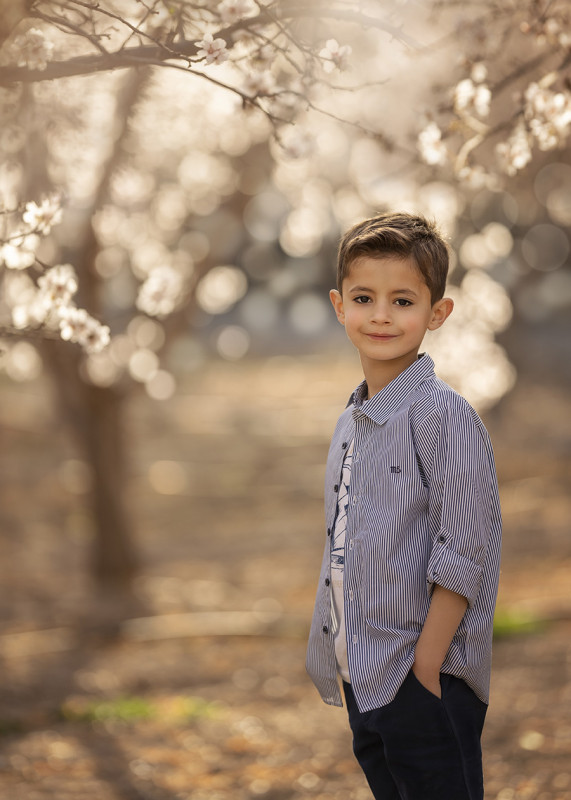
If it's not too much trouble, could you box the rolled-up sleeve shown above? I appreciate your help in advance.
[424,398,492,608]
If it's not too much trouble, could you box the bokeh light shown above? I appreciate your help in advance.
[3,342,42,381]
[83,352,122,387]
[534,162,571,226]
[238,289,280,332]
[127,316,165,351]
[279,207,327,258]
[216,325,251,360]
[145,370,176,400]
[58,459,92,494]
[148,460,187,495]
[288,293,331,336]
[128,348,159,382]
[521,224,569,272]
[195,266,248,315]
[243,192,289,242]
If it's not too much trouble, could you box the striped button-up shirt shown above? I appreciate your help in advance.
[306,354,502,713]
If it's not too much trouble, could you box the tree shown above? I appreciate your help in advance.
[1,0,569,598]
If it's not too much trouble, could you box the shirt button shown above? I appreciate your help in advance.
[325,578,330,586]
[438,535,446,543]
[322,625,329,634]
[333,484,339,492]
[327,527,331,537]
[342,441,348,449]
[349,590,354,601]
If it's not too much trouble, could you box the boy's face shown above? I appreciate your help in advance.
[330,255,453,375]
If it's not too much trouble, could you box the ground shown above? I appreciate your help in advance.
[0,355,570,800]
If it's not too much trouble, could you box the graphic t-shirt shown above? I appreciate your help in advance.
[330,440,353,683]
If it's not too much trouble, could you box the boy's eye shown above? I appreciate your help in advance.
[353,295,371,304]
[395,298,412,307]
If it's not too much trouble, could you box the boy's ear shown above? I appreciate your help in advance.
[330,289,345,325]
[427,296,454,331]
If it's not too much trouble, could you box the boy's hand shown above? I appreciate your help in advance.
[412,662,442,699]
[413,584,469,701]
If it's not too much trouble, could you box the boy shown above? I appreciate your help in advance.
[306,212,501,800]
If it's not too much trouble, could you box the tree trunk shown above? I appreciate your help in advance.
[82,383,138,586]
[43,340,138,589]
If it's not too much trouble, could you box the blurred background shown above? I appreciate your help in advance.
[0,1,570,798]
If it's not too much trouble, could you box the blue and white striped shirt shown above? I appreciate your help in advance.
[306,354,502,713]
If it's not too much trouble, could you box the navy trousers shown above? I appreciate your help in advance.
[343,671,487,800]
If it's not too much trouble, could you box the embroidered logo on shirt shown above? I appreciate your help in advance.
[390,466,401,473]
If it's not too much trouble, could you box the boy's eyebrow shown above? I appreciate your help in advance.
[347,285,374,293]
[347,285,419,297]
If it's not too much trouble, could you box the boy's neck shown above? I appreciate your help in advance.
[360,351,421,400]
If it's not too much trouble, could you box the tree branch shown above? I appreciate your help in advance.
[0,4,423,86]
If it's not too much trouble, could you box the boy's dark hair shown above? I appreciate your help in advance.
[337,211,449,304]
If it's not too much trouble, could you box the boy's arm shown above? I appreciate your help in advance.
[412,584,468,698]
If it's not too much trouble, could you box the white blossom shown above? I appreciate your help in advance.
[11,28,54,71]
[496,121,533,175]
[454,78,491,117]
[136,267,184,318]
[196,34,229,65]
[470,63,488,84]
[37,264,78,309]
[319,39,352,73]
[58,307,110,353]
[1,234,39,270]
[12,293,49,328]
[524,82,571,151]
[456,165,493,190]
[22,194,63,234]
[218,0,257,24]
[417,122,448,166]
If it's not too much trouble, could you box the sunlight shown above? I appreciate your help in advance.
[196,266,248,315]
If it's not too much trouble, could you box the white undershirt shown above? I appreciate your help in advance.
[330,440,353,683]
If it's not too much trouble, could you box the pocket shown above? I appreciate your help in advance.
[408,667,443,701]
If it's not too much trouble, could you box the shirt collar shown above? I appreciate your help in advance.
[351,353,435,426]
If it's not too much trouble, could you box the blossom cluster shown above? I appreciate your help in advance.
[496,122,532,176]
[417,65,491,171]
[22,195,63,234]
[0,195,62,270]
[58,306,110,352]
[217,0,258,24]
[10,27,54,71]
[319,39,352,73]
[1,234,39,270]
[453,64,491,118]
[1,199,110,353]
[524,81,571,151]
[496,81,571,176]
[520,13,571,48]
[10,264,110,353]
[417,121,448,166]
[196,33,229,65]
[136,267,184,318]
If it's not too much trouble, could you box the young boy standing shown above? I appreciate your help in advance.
[306,212,501,800]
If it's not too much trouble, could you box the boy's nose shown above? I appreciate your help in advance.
[370,302,392,324]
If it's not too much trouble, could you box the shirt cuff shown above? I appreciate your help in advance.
[426,535,484,608]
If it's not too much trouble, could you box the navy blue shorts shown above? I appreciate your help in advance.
[343,671,487,800]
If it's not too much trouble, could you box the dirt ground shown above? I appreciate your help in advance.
[0,355,570,800]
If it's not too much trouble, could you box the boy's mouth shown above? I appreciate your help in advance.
[365,333,398,340]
